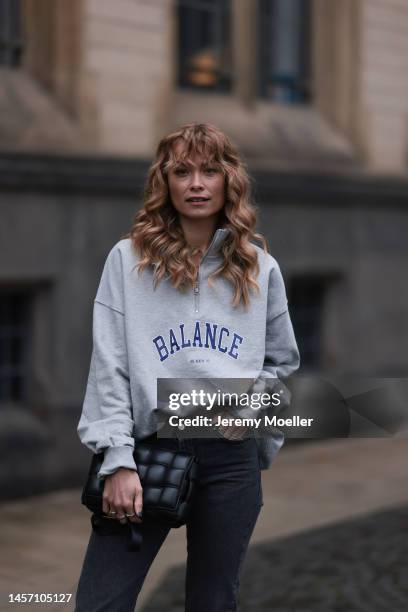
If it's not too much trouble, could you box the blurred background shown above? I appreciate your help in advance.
[1,0,408,610]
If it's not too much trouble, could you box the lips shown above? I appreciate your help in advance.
[186,197,210,203]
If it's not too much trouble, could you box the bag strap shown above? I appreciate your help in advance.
[91,514,143,551]
[128,523,143,551]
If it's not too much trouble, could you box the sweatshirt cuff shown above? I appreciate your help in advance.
[97,446,137,480]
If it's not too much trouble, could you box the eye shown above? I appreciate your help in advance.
[174,167,188,176]
[204,167,218,175]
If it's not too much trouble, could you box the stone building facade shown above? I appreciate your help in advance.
[0,0,407,498]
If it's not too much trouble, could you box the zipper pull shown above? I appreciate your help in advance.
[193,280,200,313]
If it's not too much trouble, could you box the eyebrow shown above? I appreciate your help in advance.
[172,159,219,169]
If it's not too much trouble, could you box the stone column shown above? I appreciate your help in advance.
[232,0,259,108]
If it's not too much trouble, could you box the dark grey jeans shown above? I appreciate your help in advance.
[75,434,263,612]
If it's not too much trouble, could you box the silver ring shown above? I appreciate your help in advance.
[117,515,127,520]
[108,510,117,515]
[125,512,136,518]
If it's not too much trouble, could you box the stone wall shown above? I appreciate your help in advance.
[83,0,174,155]
[360,0,408,170]
[1,1,404,172]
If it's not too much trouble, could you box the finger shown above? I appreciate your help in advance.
[102,484,110,515]
[128,496,143,524]
[112,501,126,523]
[126,506,141,523]
[133,490,143,522]
[221,425,234,439]
[105,505,118,520]
[128,513,142,523]
[116,510,128,525]
[123,497,137,523]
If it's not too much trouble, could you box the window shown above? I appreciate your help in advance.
[0,0,23,68]
[288,275,329,371]
[0,291,32,402]
[177,0,232,92]
[259,0,311,103]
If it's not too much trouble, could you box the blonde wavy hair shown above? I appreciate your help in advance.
[122,122,268,308]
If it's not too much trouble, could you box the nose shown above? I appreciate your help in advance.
[190,170,204,191]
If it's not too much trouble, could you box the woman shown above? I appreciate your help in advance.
[75,123,299,611]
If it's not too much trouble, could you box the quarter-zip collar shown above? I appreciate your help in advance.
[202,228,230,261]
[193,228,230,313]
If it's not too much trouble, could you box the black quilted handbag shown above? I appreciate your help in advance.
[81,443,199,550]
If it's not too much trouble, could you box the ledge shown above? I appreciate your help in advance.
[1,151,408,206]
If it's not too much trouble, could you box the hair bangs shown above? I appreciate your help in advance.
[162,132,223,175]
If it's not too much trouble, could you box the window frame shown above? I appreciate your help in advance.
[258,0,312,104]
[177,0,233,93]
[0,0,23,68]
[288,273,339,372]
[0,287,33,404]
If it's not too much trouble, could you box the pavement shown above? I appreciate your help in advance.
[142,504,408,612]
[0,437,407,612]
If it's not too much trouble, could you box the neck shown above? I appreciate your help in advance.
[178,216,221,253]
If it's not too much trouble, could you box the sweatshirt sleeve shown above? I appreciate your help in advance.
[260,259,300,381]
[77,245,137,479]
[249,258,300,438]
[226,258,300,431]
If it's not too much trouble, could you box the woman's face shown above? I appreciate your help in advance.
[166,141,226,223]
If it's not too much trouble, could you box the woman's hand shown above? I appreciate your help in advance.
[102,468,143,524]
[216,409,249,440]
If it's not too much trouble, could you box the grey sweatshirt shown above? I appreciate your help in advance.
[77,228,300,478]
